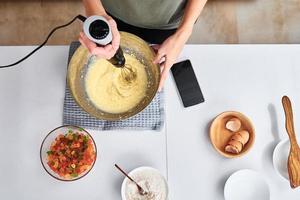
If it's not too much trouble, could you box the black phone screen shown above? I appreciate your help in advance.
[171,60,204,107]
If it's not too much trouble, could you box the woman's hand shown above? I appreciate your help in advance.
[79,15,120,59]
[153,28,192,92]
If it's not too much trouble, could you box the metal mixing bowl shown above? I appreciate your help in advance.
[67,32,160,120]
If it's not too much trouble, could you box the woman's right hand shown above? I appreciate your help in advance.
[79,15,120,59]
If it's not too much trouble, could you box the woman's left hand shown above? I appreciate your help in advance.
[153,28,192,92]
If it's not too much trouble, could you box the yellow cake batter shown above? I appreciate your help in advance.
[85,54,148,113]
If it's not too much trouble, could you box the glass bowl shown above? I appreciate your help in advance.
[40,125,97,181]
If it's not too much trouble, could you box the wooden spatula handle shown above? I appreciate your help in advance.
[282,96,300,189]
[282,96,299,149]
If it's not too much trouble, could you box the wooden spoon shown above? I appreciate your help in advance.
[282,96,300,188]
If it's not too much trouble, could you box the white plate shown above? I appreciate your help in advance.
[224,169,270,200]
[273,139,290,180]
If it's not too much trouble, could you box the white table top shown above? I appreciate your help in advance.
[0,46,167,200]
[1,45,300,199]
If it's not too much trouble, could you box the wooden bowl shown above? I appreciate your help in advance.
[210,111,255,158]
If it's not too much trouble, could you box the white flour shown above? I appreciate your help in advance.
[125,168,168,200]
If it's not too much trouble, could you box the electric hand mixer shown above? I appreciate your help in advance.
[0,14,137,83]
[82,15,137,83]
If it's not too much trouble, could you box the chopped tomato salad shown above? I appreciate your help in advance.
[47,129,96,179]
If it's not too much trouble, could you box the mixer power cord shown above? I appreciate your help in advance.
[0,14,86,69]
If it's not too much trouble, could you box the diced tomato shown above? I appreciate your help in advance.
[46,131,95,178]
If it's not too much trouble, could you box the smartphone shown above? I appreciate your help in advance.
[171,60,204,107]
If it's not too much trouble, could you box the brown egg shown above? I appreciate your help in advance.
[228,140,243,152]
[225,118,241,132]
[231,134,244,143]
[238,130,250,144]
[225,145,239,154]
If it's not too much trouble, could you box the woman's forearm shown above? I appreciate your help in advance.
[82,0,107,16]
[177,0,207,35]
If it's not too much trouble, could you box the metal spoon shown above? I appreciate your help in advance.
[115,164,148,195]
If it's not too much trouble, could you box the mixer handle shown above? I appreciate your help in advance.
[85,15,126,68]
[95,43,125,67]
[109,47,126,67]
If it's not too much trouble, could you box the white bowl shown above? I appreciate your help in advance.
[121,167,168,200]
[273,139,290,181]
[224,169,270,200]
